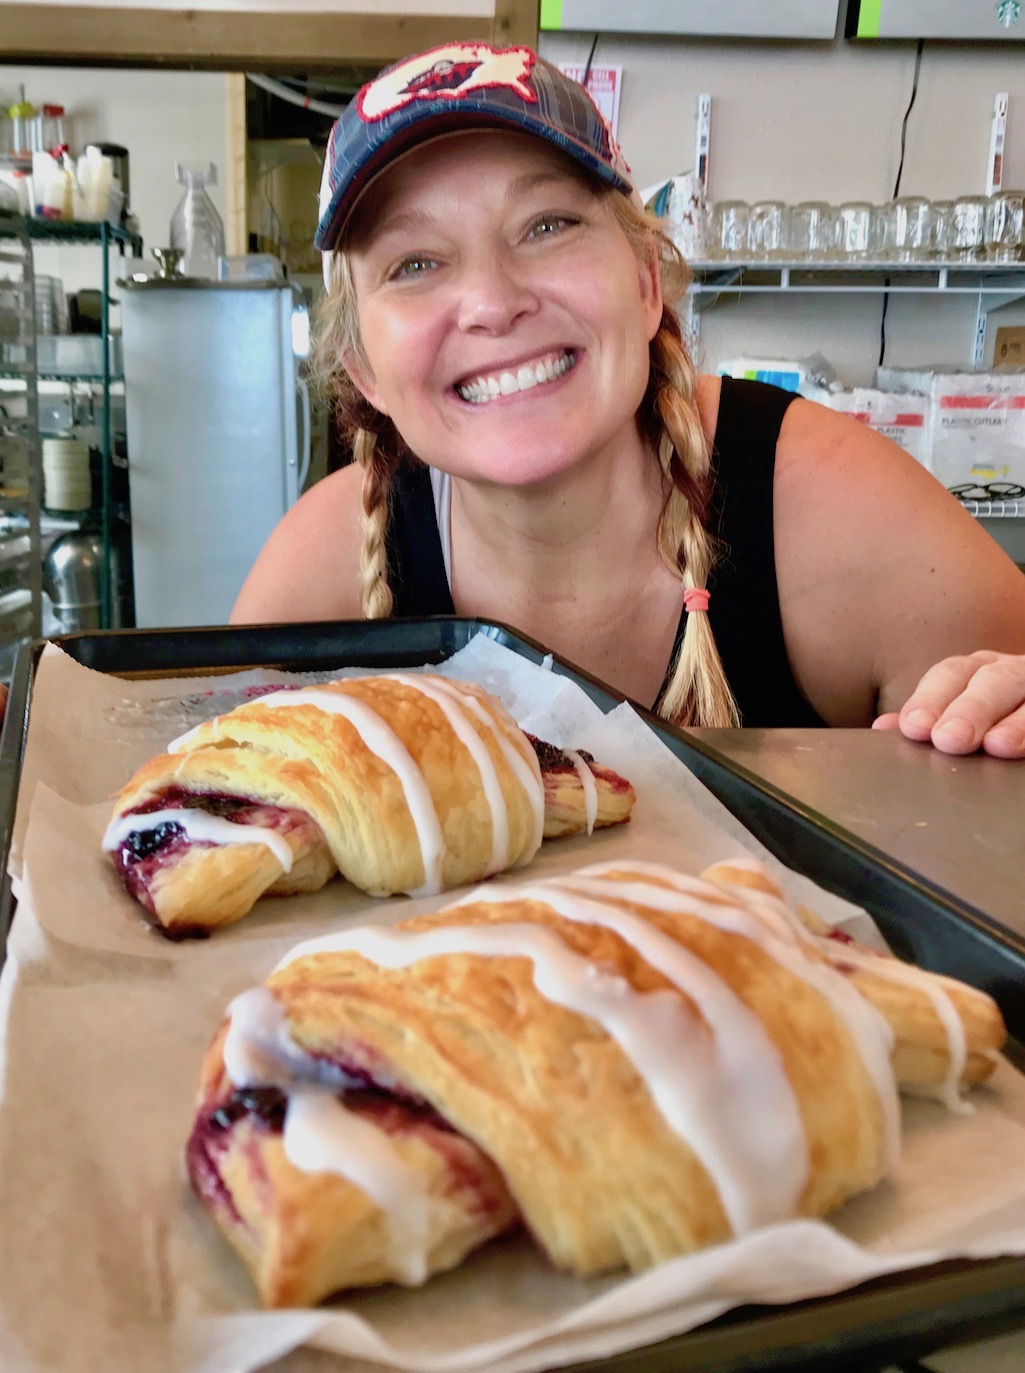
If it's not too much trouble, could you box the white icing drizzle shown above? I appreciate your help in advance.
[167,720,203,753]
[284,1088,432,1284]
[399,674,545,859]
[384,673,509,874]
[685,857,974,1119]
[274,887,875,1237]
[166,676,549,895]
[566,751,598,835]
[815,939,971,1115]
[215,687,447,896]
[566,861,901,1169]
[222,987,432,1284]
[101,807,293,873]
[481,877,809,1231]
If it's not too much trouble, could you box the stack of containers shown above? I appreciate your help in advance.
[42,435,92,513]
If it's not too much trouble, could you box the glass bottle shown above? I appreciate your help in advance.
[169,162,226,279]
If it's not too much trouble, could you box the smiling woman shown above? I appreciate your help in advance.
[231,40,1025,759]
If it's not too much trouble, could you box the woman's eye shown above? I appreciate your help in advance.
[527,213,576,240]
[389,254,437,280]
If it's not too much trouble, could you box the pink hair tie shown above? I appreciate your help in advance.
[683,588,710,614]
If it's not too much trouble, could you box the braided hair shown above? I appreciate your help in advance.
[312,191,739,727]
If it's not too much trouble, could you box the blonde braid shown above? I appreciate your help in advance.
[353,428,395,620]
[648,318,739,727]
[312,251,406,622]
[607,193,740,728]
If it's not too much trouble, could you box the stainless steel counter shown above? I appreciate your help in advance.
[691,727,1025,935]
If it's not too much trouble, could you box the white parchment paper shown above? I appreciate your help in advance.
[2,636,1024,1373]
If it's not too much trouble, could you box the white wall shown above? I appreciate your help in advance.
[539,30,1025,387]
[0,65,228,294]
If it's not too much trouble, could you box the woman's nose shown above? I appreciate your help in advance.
[456,255,539,334]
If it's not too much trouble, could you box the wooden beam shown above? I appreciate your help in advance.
[224,72,247,257]
[492,0,540,46]
[0,7,511,72]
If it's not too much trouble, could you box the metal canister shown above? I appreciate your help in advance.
[42,530,115,632]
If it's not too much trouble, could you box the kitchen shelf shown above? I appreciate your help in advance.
[1,369,124,383]
[690,258,1025,294]
[23,218,143,255]
[0,213,43,666]
[0,211,141,631]
[960,498,1025,519]
[689,258,1025,370]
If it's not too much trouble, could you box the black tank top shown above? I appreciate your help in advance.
[386,376,825,727]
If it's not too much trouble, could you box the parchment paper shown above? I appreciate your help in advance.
[2,636,1025,1373]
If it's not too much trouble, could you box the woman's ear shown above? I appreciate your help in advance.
[639,241,664,343]
[343,350,390,417]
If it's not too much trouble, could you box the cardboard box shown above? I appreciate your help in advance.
[995,326,1025,368]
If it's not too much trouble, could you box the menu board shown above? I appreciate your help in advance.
[540,0,842,39]
[846,0,1025,39]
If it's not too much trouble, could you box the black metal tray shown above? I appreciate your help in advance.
[2,615,1024,1373]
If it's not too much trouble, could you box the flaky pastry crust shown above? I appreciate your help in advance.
[702,858,1006,1095]
[186,859,919,1308]
[104,675,636,937]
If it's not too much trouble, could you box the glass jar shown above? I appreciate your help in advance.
[985,190,1024,262]
[835,201,873,259]
[950,195,988,260]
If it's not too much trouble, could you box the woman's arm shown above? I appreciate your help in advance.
[774,399,1025,755]
[231,464,366,625]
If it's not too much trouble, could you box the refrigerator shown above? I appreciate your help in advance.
[120,279,310,627]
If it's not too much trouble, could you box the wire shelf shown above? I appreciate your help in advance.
[961,499,1025,519]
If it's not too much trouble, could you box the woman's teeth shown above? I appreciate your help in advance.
[456,351,575,404]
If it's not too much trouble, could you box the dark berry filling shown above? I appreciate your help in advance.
[527,733,594,774]
[111,786,314,925]
[209,1085,289,1133]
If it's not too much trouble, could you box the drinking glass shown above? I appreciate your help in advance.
[710,200,749,260]
[747,200,787,259]
[835,201,873,259]
[950,195,988,260]
[889,196,931,261]
[870,203,894,260]
[985,190,1024,262]
[926,200,953,258]
[787,201,832,260]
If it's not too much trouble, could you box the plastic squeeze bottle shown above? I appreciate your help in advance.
[169,162,226,279]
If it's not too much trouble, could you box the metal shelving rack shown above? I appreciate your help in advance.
[0,212,43,669]
[689,258,1025,342]
[0,217,143,628]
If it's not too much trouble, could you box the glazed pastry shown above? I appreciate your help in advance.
[103,674,636,938]
[186,859,904,1308]
[700,857,1006,1110]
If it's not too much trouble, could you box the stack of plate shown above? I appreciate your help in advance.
[42,437,92,512]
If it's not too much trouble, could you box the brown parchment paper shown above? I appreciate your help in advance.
[2,637,1025,1373]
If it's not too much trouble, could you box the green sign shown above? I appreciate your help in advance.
[856,0,883,36]
[540,0,564,29]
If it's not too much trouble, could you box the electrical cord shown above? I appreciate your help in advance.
[582,32,600,90]
[879,38,925,367]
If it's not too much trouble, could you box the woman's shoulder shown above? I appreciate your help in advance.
[694,373,722,449]
[230,463,365,625]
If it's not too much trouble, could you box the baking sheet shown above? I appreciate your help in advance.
[2,634,1025,1373]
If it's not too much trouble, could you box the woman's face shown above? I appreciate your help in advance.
[343,130,662,489]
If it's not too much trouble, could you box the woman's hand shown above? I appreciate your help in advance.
[872,651,1025,758]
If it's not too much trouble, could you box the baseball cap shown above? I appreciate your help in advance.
[315,41,635,253]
